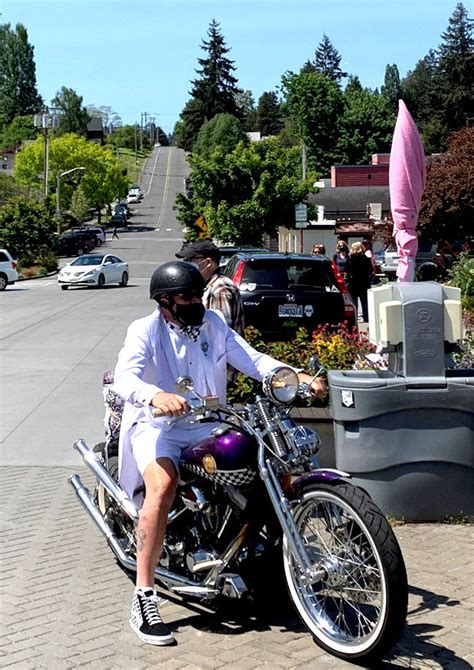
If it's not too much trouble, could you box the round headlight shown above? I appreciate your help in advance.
[263,367,299,404]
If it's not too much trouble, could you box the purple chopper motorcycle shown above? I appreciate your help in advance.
[69,366,408,665]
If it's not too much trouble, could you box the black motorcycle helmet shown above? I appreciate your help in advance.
[149,261,205,302]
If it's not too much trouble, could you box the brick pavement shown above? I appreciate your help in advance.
[0,466,472,669]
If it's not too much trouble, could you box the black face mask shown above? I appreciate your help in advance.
[172,302,205,327]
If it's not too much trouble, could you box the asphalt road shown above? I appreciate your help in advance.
[0,146,188,467]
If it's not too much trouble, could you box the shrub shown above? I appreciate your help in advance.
[448,252,474,311]
[312,322,378,371]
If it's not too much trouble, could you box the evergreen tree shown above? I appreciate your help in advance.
[51,86,90,136]
[345,75,363,94]
[235,90,257,131]
[0,23,42,127]
[178,20,241,150]
[314,34,347,84]
[437,2,474,132]
[381,64,401,114]
[256,91,284,136]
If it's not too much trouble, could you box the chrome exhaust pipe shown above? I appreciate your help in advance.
[68,474,217,594]
[73,439,138,521]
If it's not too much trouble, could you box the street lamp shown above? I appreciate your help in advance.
[56,167,86,234]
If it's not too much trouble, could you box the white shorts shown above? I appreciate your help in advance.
[130,420,218,476]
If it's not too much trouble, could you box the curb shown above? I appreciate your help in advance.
[17,270,59,282]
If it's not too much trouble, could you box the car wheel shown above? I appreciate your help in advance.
[61,285,68,291]
[120,271,128,287]
[98,274,105,288]
[0,274,7,291]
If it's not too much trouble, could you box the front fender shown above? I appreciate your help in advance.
[288,468,350,498]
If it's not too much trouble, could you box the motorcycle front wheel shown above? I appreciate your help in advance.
[283,482,407,665]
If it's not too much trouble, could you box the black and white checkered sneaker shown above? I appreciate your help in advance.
[130,587,174,645]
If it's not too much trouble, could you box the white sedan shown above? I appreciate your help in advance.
[58,253,129,290]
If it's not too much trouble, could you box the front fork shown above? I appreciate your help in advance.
[258,453,326,586]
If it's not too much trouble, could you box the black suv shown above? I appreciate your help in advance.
[57,231,95,257]
[224,252,355,340]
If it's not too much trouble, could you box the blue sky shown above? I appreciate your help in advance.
[1,0,464,133]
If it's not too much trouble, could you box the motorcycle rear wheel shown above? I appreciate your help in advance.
[283,482,407,665]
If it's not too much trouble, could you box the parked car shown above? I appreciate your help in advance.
[218,246,270,269]
[224,251,355,340]
[109,211,127,227]
[115,202,132,219]
[0,248,19,290]
[126,193,140,204]
[57,253,129,290]
[57,232,95,257]
[73,226,106,246]
[128,185,143,200]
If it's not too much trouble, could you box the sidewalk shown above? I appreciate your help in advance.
[1,465,472,669]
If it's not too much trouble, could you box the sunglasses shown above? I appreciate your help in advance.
[176,288,204,301]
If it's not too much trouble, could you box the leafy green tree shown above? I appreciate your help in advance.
[282,71,344,173]
[106,124,138,150]
[0,115,38,148]
[338,86,393,164]
[437,2,474,133]
[177,20,241,150]
[51,87,90,136]
[193,113,247,159]
[256,91,284,137]
[381,64,401,114]
[314,34,347,84]
[69,184,90,223]
[175,137,312,245]
[418,126,474,242]
[15,133,127,220]
[0,198,55,262]
[156,127,169,146]
[0,23,42,127]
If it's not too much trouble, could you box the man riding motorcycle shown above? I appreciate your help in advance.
[113,261,325,646]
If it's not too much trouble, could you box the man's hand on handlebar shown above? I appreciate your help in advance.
[298,372,327,398]
[151,391,189,417]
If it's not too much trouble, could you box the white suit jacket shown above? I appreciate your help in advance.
[114,307,285,499]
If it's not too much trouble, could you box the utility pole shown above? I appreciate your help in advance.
[134,123,138,164]
[34,107,60,197]
[140,113,144,152]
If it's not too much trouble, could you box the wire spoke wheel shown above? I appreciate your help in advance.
[283,482,407,664]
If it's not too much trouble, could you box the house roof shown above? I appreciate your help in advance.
[86,117,104,132]
[308,185,390,218]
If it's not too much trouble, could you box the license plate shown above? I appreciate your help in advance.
[278,304,303,318]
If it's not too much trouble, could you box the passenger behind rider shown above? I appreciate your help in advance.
[113,261,325,646]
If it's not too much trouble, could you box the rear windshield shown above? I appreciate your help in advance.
[241,259,336,290]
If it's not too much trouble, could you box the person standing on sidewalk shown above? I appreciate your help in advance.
[112,226,119,240]
[346,242,373,322]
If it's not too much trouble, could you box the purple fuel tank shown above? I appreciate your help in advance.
[181,428,258,486]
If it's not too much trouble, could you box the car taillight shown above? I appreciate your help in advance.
[11,261,16,270]
[330,261,355,319]
[232,260,246,287]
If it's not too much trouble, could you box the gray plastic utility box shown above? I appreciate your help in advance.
[329,282,474,521]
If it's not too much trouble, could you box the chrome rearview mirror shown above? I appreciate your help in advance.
[176,376,194,394]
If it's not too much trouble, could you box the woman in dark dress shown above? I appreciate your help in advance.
[332,241,349,280]
[346,242,373,322]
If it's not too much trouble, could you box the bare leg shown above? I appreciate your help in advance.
[136,457,178,587]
